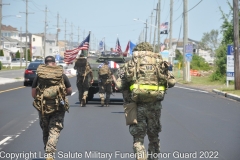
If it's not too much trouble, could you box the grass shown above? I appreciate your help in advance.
[0,66,25,71]
[173,69,240,96]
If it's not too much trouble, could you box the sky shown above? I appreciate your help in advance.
[3,0,232,51]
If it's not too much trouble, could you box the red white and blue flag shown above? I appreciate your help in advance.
[115,38,122,53]
[98,61,119,69]
[160,22,168,29]
[64,34,90,64]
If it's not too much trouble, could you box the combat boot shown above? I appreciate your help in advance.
[105,103,109,107]
[82,96,86,107]
[101,98,105,107]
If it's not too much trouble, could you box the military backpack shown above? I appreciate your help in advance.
[33,65,69,115]
[98,64,111,79]
[125,51,175,102]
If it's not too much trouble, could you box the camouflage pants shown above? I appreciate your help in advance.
[77,77,90,102]
[39,111,65,156]
[99,79,112,104]
[129,101,162,160]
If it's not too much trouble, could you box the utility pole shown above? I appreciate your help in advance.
[169,0,173,63]
[149,11,154,44]
[64,18,67,50]
[20,0,33,67]
[233,0,240,89]
[0,0,10,49]
[43,6,47,59]
[157,0,161,52]
[145,19,148,42]
[78,26,80,44]
[70,22,73,49]
[20,27,22,68]
[56,12,59,46]
[183,0,189,82]
[83,30,85,40]
[153,3,158,52]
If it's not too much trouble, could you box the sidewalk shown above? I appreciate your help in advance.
[0,68,76,85]
[212,89,240,102]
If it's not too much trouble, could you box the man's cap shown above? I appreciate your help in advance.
[45,56,56,63]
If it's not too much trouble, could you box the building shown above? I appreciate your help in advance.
[1,25,19,40]
[45,34,59,57]
[164,38,214,64]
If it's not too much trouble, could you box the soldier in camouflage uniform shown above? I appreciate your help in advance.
[32,56,72,160]
[74,53,93,107]
[115,42,175,160]
[98,60,114,107]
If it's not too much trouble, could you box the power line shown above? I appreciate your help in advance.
[173,0,203,23]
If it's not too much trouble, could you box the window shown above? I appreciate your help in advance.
[4,33,7,36]
[33,38,35,42]
[49,48,52,53]
[5,44,10,48]
[7,33,11,37]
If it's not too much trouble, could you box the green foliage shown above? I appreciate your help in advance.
[210,2,235,81]
[28,49,32,61]
[15,51,20,58]
[0,50,4,56]
[199,29,220,53]
[190,54,211,71]
[175,49,183,63]
[0,61,2,70]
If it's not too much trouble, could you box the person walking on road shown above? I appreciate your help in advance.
[98,60,115,107]
[115,42,176,160]
[74,53,93,107]
[32,56,72,160]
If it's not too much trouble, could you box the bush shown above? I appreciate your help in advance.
[190,54,211,71]
[0,61,2,70]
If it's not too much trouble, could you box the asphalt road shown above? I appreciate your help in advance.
[0,69,25,79]
[0,77,240,160]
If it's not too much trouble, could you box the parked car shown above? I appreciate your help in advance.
[57,60,68,69]
[23,61,44,86]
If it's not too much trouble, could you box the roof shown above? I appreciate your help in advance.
[1,25,18,31]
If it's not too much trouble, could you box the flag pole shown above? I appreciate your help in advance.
[87,31,91,57]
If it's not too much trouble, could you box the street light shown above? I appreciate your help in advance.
[133,18,149,42]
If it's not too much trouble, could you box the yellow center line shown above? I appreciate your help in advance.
[0,86,26,93]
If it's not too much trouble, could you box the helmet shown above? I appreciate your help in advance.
[133,42,153,52]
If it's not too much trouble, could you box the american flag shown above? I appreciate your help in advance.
[115,38,122,53]
[160,22,168,29]
[64,34,90,64]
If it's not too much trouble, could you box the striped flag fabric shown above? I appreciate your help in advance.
[98,61,119,69]
[160,22,168,29]
[115,38,122,53]
[64,33,90,64]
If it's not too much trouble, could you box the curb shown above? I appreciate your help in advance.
[212,89,240,102]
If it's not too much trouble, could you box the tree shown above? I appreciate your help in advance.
[199,29,220,56]
[210,1,236,81]
[15,51,20,58]
[0,50,4,56]
[28,49,32,62]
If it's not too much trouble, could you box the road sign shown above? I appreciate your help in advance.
[185,53,192,62]
[227,45,234,80]
[169,49,175,57]
[185,44,193,53]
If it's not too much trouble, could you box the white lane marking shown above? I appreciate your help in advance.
[71,92,76,96]
[175,86,208,93]
[0,136,11,145]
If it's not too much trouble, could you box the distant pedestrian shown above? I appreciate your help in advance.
[74,53,93,107]
[98,60,115,107]
[168,62,173,73]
